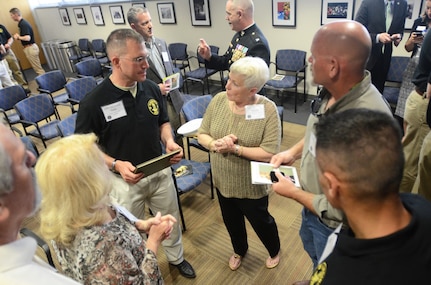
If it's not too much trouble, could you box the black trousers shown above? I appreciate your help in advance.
[216,189,280,258]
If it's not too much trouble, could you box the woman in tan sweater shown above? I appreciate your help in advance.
[198,56,281,271]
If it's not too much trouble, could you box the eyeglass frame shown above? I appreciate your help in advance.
[119,55,149,64]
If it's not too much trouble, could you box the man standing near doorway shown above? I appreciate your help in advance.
[9,7,46,76]
[0,23,29,92]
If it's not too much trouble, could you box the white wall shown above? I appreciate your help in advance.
[33,0,418,95]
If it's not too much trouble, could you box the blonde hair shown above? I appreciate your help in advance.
[36,133,112,246]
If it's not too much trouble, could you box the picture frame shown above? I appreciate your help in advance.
[189,0,211,26]
[405,0,424,30]
[157,3,176,24]
[110,6,125,24]
[321,0,356,25]
[91,6,105,26]
[272,0,296,27]
[59,8,71,26]
[132,3,146,8]
[73,8,87,25]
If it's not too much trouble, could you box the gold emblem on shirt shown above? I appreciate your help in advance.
[310,262,327,285]
[147,99,159,115]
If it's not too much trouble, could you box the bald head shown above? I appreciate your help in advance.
[313,20,371,71]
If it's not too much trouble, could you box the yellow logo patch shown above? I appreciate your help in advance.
[147,99,159,115]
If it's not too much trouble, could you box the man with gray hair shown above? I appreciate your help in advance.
[198,0,270,71]
[127,6,184,146]
[0,124,80,284]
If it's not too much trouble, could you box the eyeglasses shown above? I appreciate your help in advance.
[120,55,149,64]
[310,88,328,117]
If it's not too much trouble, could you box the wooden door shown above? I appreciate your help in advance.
[1,0,47,70]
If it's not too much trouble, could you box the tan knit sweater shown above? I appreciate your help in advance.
[199,92,281,199]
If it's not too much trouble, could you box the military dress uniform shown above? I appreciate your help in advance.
[206,23,270,71]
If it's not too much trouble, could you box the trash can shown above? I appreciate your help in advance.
[56,41,77,73]
[41,41,57,70]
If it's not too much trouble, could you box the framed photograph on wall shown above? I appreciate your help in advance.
[110,6,125,24]
[59,8,71,26]
[189,0,211,26]
[321,0,356,25]
[157,3,176,24]
[91,6,105,26]
[272,0,296,27]
[405,0,424,29]
[73,8,87,25]
[132,3,146,8]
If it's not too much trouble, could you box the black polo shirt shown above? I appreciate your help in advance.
[76,78,169,166]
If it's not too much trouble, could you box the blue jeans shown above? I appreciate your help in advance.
[299,208,334,269]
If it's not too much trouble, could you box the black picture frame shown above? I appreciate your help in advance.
[110,5,125,24]
[189,0,211,26]
[157,3,177,24]
[321,0,356,25]
[91,6,105,26]
[59,8,71,26]
[73,8,87,25]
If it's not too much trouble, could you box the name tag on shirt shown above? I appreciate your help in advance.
[101,100,127,122]
[162,51,169,62]
[245,104,265,120]
[309,132,317,157]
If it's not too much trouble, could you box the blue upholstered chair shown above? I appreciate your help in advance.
[168,42,191,75]
[69,38,93,64]
[265,49,307,113]
[91,39,110,66]
[181,94,213,160]
[57,113,77,137]
[75,58,105,84]
[14,94,61,149]
[35,70,71,119]
[382,56,410,113]
[0,85,28,131]
[64,76,97,112]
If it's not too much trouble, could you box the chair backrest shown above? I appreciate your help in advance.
[14,94,57,123]
[386,56,410,83]
[57,113,77,137]
[78,38,91,53]
[20,136,39,158]
[169,43,188,60]
[197,45,219,65]
[92,39,106,53]
[275,49,306,72]
[181,94,212,121]
[0,85,28,112]
[75,58,103,77]
[35,70,67,93]
[65,76,97,102]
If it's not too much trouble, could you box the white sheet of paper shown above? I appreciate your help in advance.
[245,104,265,120]
[115,204,138,224]
[101,100,127,122]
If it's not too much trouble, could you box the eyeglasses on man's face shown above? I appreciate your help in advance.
[120,55,149,64]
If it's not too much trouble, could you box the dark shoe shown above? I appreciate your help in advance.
[173,260,196,278]
[24,88,31,94]
[292,280,310,285]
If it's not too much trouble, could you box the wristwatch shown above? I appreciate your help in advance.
[111,159,117,172]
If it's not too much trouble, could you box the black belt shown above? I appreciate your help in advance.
[416,87,425,96]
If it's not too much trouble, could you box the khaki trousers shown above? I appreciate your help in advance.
[23,44,45,76]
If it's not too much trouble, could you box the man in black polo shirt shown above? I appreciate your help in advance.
[9,7,45,76]
[75,29,196,279]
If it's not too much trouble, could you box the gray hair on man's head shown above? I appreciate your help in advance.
[127,6,149,25]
